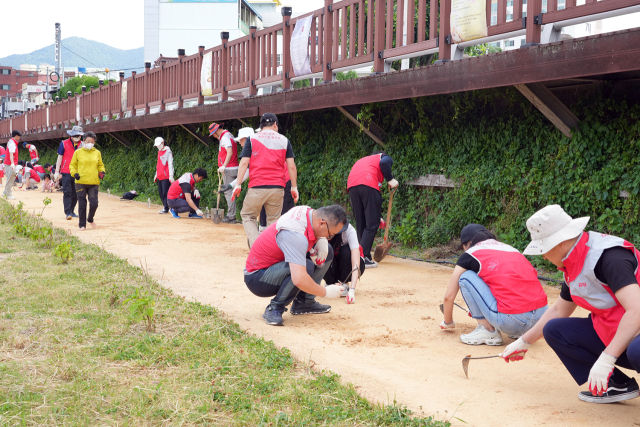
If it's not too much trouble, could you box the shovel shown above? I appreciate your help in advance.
[211,173,224,224]
[462,352,524,378]
[373,186,397,262]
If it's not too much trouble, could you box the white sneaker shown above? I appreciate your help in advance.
[5,195,15,200]
[340,285,349,297]
[158,209,168,214]
[364,257,378,269]
[460,325,503,346]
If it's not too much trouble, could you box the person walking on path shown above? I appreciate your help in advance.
[210,123,240,223]
[259,161,295,232]
[440,224,548,345]
[347,151,399,269]
[69,132,105,231]
[233,113,299,247]
[217,127,254,195]
[2,130,21,200]
[323,223,365,304]
[501,205,640,404]
[167,168,208,219]
[22,142,39,165]
[153,137,175,214]
[55,126,84,220]
[244,204,348,326]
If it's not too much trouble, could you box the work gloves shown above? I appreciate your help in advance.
[324,284,345,299]
[311,238,328,266]
[588,352,616,396]
[231,185,242,201]
[54,173,60,181]
[195,209,204,217]
[346,288,356,304]
[99,171,105,180]
[217,166,226,173]
[440,320,456,329]
[218,183,232,194]
[388,179,399,188]
[193,189,201,199]
[74,173,80,180]
[500,337,530,362]
[291,187,299,203]
[379,217,386,229]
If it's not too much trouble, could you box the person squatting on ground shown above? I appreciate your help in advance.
[167,168,208,219]
[20,164,42,190]
[244,205,348,326]
[210,122,240,224]
[501,205,640,404]
[233,113,299,247]
[22,142,39,165]
[441,224,548,345]
[347,151,399,269]
[56,126,85,220]
[2,130,21,200]
[323,222,365,304]
[152,137,175,214]
[69,132,105,231]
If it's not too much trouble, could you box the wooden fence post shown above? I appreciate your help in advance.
[144,61,151,114]
[130,71,137,117]
[524,0,542,45]
[323,0,334,82]
[177,48,185,109]
[282,6,293,91]
[249,27,258,96]
[198,46,205,105]
[220,31,229,101]
[438,0,452,62]
[373,0,386,73]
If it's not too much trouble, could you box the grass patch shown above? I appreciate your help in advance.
[0,200,450,426]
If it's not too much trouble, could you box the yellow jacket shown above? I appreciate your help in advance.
[69,147,105,185]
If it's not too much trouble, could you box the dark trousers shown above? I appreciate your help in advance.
[168,196,200,214]
[260,180,294,227]
[348,185,382,259]
[244,245,334,310]
[61,173,77,216]
[324,245,365,285]
[157,179,171,211]
[543,315,640,385]
[75,184,99,228]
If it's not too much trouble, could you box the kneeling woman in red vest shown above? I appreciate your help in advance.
[441,224,548,346]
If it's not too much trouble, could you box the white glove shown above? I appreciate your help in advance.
[440,320,456,329]
[312,238,328,265]
[193,189,201,198]
[54,173,60,181]
[217,166,226,173]
[588,352,617,396]
[291,186,299,203]
[388,179,399,188]
[346,288,355,304]
[500,337,531,362]
[196,209,204,217]
[324,284,344,299]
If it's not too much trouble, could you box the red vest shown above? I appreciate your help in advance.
[33,165,45,174]
[246,207,317,272]
[156,148,171,180]
[167,173,195,200]
[248,130,289,188]
[24,167,41,183]
[60,138,77,173]
[560,231,640,346]
[466,239,548,315]
[218,131,239,168]
[347,154,384,191]
[27,144,38,160]
[3,138,19,166]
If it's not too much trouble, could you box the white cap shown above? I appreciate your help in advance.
[154,137,164,147]
[523,205,590,255]
[235,127,255,140]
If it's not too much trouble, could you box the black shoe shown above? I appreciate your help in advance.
[263,305,287,326]
[579,378,639,403]
[222,216,236,224]
[364,257,378,269]
[290,298,331,315]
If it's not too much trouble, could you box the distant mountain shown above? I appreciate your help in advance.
[0,37,143,75]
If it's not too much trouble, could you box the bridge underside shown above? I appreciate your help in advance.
[14,28,640,145]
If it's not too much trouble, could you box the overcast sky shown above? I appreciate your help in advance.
[0,0,324,59]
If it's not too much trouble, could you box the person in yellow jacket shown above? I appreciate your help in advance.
[69,132,106,231]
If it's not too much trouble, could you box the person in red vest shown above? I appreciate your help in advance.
[233,113,299,247]
[502,205,640,404]
[0,145,5,187]
[22,142,39,165]
[347,151,398,268]
[2,130,21,200]
[19,164,42,190]
[440,224,548,346]
[259,161,295,232]
[244,204,348,326]
[152,137,175,214]
[167,168,208,219]
[55,126,84,220]
[210,123,240,223]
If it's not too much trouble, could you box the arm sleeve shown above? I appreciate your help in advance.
[379,155,394,181]
[220,134,233,148]
[97,152,105,173]
[456,253,480,273]
[594,247,639,294]
[168,152,174,180]
[239,138,252,158]
[69,152,78,176]
[57,142,65,156]
[286,140,295,159]
[276,230,309,266]
[560,282,573,302]
[179,182,192,195]
[344,226,359,250]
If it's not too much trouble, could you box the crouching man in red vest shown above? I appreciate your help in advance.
[244,205,348,326]
[502,205,640,404]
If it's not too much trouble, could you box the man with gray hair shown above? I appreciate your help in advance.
[244,204,348,326]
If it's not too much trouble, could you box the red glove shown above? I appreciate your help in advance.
[99,171,105,180]
[379,218,387,229]
[231,186,242,201]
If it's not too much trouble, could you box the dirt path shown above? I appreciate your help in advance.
[10,190,640,426]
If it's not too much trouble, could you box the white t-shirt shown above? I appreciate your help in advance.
[219,132,238,170]
[340,224,359,250]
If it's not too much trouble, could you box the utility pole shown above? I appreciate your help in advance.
[55,23,62,91]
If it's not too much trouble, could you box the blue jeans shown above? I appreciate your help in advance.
[458,271,548,336]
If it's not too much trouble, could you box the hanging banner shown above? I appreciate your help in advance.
[201,51,213,96]
[290,15,313,77]
[121,80,128,111]
[450,0,488,44]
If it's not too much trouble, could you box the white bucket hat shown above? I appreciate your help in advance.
[235,127,255,140]
[523,205,590,255]
[154,137,164,147]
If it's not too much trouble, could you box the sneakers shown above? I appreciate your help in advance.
[169,208,180,219]
[579,378,639,403]
[222,216,236,224]
[66,213,73,220]
[341,285,350,297]
[460,325,503,346]
[290,298,332,315]
[188,213,203,219]
[158,208,168,214]
[364,257,378,269]
[70,213,78,218]
[5,195,15,200]
[263,305,287,326]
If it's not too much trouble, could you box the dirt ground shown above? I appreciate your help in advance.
[9,189,640,426]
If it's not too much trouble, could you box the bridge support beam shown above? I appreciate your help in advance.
[107,132,131,148]
[336,105,386,148]
[514,83,579,138]
[137,128,154,141]
[37,140,55,151]
[179,124,211,147]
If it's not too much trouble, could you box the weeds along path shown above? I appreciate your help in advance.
[12,191,639,427]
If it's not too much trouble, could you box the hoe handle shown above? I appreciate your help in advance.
[382,186,397,244]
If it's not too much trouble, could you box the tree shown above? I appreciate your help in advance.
[52,76,112,99]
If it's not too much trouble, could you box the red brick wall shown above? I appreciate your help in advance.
[0,66,42,98]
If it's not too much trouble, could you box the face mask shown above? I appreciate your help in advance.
[84,143,94,150]
[156,144,163,151]
[72,137,81,143]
